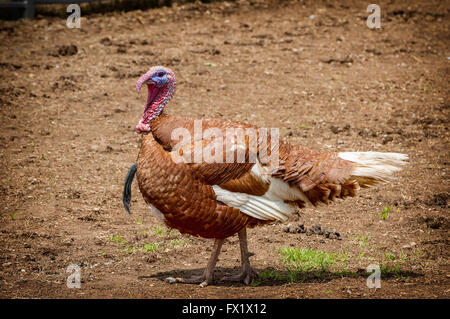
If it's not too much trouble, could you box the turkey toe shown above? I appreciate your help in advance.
[221,266,258,285]
[174,274,212,285]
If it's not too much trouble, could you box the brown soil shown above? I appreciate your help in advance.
[0,0,449,299]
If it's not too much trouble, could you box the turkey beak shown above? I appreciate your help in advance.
[136,72,153,94]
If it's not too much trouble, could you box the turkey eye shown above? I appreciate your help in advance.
[157,72,165,77]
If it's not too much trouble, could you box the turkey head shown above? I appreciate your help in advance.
[135,66,176,133]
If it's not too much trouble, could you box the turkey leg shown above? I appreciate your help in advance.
[221,227,258,285]
[174,238,223,288]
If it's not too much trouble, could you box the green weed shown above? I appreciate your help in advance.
[151,226,164,236]
[380,206,391,220]
[109,234,128,244]
[279,247,347,273]
[142,243,159,252]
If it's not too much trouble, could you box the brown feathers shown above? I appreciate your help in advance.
[219,171,270,196]
[136,113,371,239]
[272,143,358,205]
[137,132,266,239]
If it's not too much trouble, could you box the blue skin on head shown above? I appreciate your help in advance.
[151,70,168,87]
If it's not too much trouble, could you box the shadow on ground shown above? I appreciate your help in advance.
[140,266,423,287]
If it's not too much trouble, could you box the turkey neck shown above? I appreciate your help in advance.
[143,82,175,124]
[149,113,187,150]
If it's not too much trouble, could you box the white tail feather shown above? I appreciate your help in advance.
[338,152,408,181]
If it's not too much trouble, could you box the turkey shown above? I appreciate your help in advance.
[123,65,408,287]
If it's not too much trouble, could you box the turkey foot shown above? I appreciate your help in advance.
[173,273,211,288]
[221,228,257,285]
[221,264,258,285]
[170,238,224,288]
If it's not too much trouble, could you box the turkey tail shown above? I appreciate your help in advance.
[123,163,138,214]
[338,152,408,187]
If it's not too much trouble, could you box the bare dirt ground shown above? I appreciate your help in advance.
[0,0,449,299]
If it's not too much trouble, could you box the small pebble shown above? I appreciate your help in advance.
[296,224,306,233]
[283,223,293,233]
